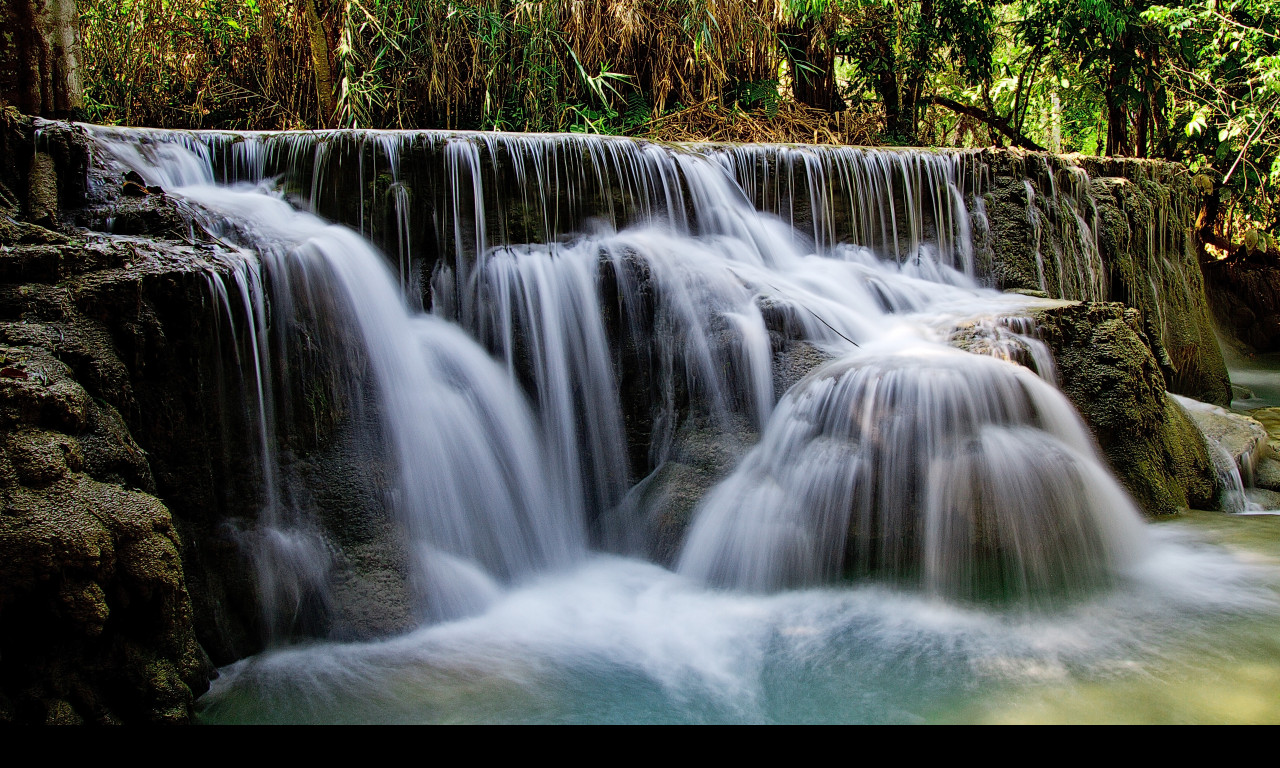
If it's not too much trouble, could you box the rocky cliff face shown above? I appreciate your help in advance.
[0,112,243,722]
[978,152,1230,405]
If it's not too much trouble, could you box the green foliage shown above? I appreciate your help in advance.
[67,0,1280,255]
[78,0,781,133]
[833,0,998,142]
[1144,0,1280,237]
[729,79,782,117]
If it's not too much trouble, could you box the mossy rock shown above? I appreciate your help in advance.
[979,152,1230,405]
[0,474,210,723]
[1031,301,1218,514]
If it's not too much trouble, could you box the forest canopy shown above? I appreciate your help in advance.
[74,0,1280,258]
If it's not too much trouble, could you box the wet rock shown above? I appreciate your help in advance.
[615,413,756,566]
[327,529,416,640]
[979,151,1230,405]
[4,427,82,487]
[1178,401,1269,483]
[1252,407,1280,445]
[1254,458,1280,493]
[771,339,836,402]
[0,114,219,723]
[615,340,835,565]
[1031,301,1218,514]
[0,346,91,432]
[1089,170,1228,405]
[27,152,58,226]
[1246,487,1280,510]
[0,474,210,723]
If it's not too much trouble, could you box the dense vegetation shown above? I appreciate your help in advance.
[74,0,1279,258]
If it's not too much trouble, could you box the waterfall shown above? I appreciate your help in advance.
[676,344,1146,603]
[95,130,586,627]
[85,125,1154,636]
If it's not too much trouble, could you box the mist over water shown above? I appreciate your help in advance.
[87,125,1280,723]
[197,525,1279,724]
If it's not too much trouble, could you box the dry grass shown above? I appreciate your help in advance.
[642,98,879,145]
[78,0,878,147]
[80,0,319,129]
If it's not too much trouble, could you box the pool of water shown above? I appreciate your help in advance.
[196,511,1280,724]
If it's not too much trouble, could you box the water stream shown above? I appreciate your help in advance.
[85,126,1280,723]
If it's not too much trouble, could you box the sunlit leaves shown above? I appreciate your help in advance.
[1186,104,1210,135]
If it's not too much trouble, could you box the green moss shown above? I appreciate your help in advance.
[1033,302,1218,515]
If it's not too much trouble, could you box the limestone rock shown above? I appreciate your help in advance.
[1176,399,1270,483]
[977,151,1230,405]
[1031,301,1218,514]
[613,413,756,566]
[1256,457,1280,492]
[0,473,210,723]
[1247,487,1280,510]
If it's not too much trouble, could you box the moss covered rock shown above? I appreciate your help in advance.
[0,115,217,724]
[0,426,210,724]
[978,151,1230,406]
[1031,301,1218,514]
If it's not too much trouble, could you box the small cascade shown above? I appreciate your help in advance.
[1173,394,1269,513]
[677,344,1146,603]
[704,145,978,272]
[1017,157,1107,302]
[204,253,339,638]
[83,123,1163,641]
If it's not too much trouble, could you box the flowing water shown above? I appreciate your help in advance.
[83,126,1280,723]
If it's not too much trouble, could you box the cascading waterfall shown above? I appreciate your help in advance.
[88,124,1149,606]
[75,124,1280,723]
[96,130,586,625]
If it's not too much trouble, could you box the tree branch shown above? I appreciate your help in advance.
[929,96,1048,151]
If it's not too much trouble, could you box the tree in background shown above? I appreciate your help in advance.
[1146,0,1280,259]
[1012,0,1172,157]
[835,0,998,143]
[0,0,83,117]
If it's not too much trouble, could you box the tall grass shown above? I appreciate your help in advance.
[80,0,779,130]
[81,0,318,128]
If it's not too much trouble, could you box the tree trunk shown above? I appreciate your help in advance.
[1103,58,1132,156]
[784,19,838,112]
[0,0,82,117]
[862,24,908,140]
[1105,94,1131,156]
[1135,97,1149,158]
[929,96,1047,151]
[303,0,336,127]
[1049,84,1062,153]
